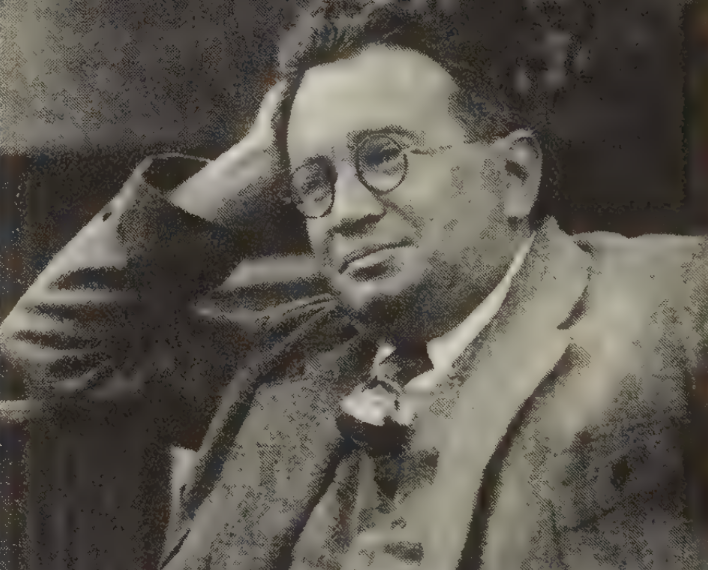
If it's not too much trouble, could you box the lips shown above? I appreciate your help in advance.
[338,239,413,274]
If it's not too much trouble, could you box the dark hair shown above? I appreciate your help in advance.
[273,1,564,230]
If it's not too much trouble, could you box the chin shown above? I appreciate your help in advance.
[355,294,434,342]
[332,270,434,340]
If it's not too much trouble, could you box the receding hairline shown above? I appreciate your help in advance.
[287,42,512,153]
[292,43,461,99]
[273,11,535,163]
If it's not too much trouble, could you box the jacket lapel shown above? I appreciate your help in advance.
[478,233,706,570]
[161,307,379,570]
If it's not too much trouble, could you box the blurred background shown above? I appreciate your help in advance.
[0,0,704,567]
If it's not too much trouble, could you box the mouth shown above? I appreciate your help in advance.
[339,239,413,274]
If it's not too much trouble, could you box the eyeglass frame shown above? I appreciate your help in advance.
[289,131,413,219]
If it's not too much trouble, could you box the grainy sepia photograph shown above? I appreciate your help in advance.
[1,0,708,568]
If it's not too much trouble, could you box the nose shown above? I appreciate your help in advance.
[331,163,386,234]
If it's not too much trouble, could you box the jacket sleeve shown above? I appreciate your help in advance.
[0,153,318,447]
[0,152,342,570]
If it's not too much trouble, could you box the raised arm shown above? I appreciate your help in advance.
[0,82,333,570]
[0,82,304,438]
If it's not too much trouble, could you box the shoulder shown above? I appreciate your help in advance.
[488,232,708,568]
[575,230,702,299]
[573,231,705,352]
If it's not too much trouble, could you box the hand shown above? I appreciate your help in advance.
[168,80,287,225]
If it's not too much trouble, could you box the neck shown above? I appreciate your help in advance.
[368,235,534,347]
[358,283,502,349]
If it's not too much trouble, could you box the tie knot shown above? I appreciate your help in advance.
[373,341,434,393]
[339,340,435,450]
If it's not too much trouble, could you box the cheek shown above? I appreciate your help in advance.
[412,163,501,245]
[422,182,510,278]
[305,219,330,261]
[448,160,505,231]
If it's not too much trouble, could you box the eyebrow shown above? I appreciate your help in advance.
[294,154,333,171]
[346,126,424,150]
[409,145,453,156]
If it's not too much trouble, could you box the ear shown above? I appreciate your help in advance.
[492,129,542,219]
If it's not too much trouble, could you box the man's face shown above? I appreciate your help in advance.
[287,46,520,318]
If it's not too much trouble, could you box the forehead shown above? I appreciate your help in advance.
[287,46,461,163]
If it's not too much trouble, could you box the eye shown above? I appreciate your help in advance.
[291,157,336,217]
[292,159,336,195]
[356,134,408,193]
[293,166,324,196]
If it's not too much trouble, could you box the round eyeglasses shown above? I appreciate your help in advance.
[290,133,409,218]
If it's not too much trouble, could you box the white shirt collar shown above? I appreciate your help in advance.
[408,236,533,391]
[341,237,534,426]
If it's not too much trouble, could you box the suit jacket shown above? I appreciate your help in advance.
[2,155,707,570]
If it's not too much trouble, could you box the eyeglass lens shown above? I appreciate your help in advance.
[291,134,408,218]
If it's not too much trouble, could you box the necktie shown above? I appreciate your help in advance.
[339,340,434,456]
[293,342,437,568]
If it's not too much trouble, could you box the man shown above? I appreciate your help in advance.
[2,2,707,569]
